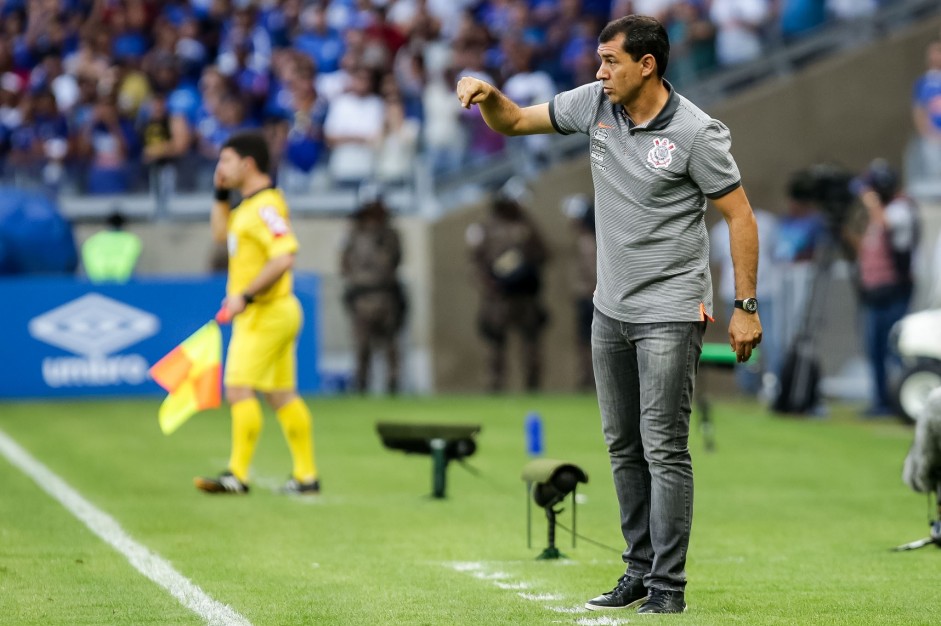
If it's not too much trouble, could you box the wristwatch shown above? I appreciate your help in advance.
[734,297,758,314]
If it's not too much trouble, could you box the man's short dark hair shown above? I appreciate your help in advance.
[599,15,670,78]
[222,130,270,175]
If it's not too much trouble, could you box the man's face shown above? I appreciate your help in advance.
[929,42,941,71]
[595,33,649,106]
[215,147,247,189]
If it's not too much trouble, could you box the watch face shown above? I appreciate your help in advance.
[744,298,758,313]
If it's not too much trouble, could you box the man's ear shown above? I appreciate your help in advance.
[641,54,657,78]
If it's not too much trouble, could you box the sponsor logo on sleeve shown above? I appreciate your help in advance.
[259,205,289,237]
[590,128,609,171]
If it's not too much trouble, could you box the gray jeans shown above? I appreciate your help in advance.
[591,307,704,591]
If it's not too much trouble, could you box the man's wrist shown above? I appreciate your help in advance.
[214,187,231,203]
[242,292,255,305]
[734,297,759,314]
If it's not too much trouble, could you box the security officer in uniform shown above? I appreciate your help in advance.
[340,187,405,394]
[563,194,597,391]
[466,179,548,392]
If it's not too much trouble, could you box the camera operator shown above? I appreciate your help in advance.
[844,160,921,417]
[770,167,840,415]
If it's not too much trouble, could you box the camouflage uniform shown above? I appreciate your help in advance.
[570,204,597,391]
[341,202,405,394]
[467,197,548,392]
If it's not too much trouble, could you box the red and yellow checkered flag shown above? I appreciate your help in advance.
[149,321,222,435]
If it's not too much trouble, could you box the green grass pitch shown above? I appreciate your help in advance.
[0,395,939,625]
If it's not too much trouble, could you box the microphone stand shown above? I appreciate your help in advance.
[894,483,941,551]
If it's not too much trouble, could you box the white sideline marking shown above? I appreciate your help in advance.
[549,606,588,614]
[445,561,581,617]
[494,581,531,590]
[0,428,252,626]
[575,617,632,625]
[449,561,485,572]
[519,592,563,601]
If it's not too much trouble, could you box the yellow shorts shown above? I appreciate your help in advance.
[224,295,302,391]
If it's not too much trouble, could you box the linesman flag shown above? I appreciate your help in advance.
[149,321,222,435]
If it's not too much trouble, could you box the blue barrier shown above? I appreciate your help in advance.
[0,274,320,399]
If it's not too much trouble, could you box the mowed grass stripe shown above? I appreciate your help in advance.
[0,448,204,625]
[0,426,252,626]
[1,396,939,625]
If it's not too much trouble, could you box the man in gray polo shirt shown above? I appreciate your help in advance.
[457,15,762,615]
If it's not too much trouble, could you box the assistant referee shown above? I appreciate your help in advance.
[195,131,320,496]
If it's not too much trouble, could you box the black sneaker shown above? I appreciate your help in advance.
[283,477,320,495]
[194,471,249,494]
[637,588,686,614]
[584,574,647,611]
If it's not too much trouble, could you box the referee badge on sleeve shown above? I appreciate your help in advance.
[259,206,289,238]
[647,137,676,169]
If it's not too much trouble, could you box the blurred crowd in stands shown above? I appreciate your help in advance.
[0,0,889,197]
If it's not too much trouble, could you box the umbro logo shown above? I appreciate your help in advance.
[28,293,159,357]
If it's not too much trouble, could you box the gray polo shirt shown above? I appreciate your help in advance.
[549,80,741,323]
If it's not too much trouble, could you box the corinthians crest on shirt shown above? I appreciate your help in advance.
[647,137,676,169]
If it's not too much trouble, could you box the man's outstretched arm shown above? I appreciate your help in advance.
[456,76,555,136]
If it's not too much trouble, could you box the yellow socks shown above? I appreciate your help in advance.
[276,397,318,482]
[227,396,317,485]
[228,397,263,483]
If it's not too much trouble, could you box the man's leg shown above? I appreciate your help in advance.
[196,310,265,493]
[871,296,912,411]
[519,297,545,392]
[884,296,911,400]
[478,302,508,392]
[353,308,372,393]
[267,390,318,487]
[265,298,318,491]
[521,332,542,391]
[576,298,595,391]
[632,321,703,593]
[862,304,887,412]
[194,385,260,493]
[591,308,652,576]
[378,300,400,395]
[226,386,263,484]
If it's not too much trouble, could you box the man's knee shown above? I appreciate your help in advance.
[478,317,506,343]
[642,442,691,469]
[265,390,298,410]
[226,386,255,404]
[602,424,643,459]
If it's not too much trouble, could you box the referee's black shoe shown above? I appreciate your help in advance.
[584,574,647,611]
[283,476,320,495]
[194,471,249,494]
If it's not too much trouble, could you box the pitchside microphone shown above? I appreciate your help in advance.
[895,387,941,551]
[903,387,941,494]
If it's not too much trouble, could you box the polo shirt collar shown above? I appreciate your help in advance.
[621,79,678,133]
[233,185,274,210]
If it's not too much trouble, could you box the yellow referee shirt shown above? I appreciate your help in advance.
[227,188,299,302]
